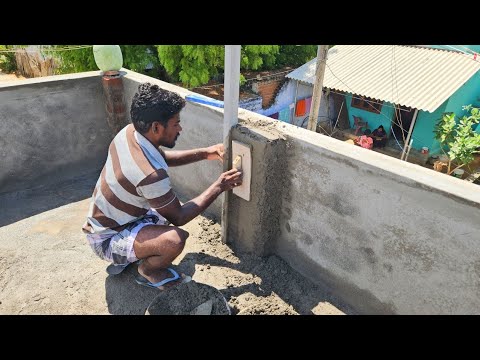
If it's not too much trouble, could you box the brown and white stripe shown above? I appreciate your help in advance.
[82,125,175,235]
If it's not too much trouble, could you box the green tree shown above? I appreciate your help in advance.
[275,45,317,67]
[156,45,280,87]
[50,45,161,76]
[32,45,322,88]
[241,45,279,70]
[157,45,224,88]
[119,45,160,75]
[434,105,480,174]
[49,46,96,73]
[0,45,19,73]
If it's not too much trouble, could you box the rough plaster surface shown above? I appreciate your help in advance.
[253,118,480,314]
[0,74,110,194]
[228,123,287,255]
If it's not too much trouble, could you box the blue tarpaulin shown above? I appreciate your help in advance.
[185,94,224,108]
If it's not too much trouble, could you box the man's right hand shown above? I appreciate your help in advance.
[215,168,243,192]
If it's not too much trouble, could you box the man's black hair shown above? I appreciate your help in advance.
[130,82,186,134]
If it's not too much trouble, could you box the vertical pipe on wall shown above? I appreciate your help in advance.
[221,45,241,244]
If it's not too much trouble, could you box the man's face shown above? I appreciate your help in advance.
[160,113,182,148]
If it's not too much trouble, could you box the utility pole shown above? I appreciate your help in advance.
[307,45,329,132]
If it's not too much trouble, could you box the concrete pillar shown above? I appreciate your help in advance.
[101,71,129,135]
[227,124,288,255]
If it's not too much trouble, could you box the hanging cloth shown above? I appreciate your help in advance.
[295,99,306,117]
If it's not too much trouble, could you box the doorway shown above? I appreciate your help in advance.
[391,105,415,143]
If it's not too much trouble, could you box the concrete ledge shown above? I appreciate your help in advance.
[0,70,103,89]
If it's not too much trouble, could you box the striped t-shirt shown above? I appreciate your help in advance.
[82,124,176,236]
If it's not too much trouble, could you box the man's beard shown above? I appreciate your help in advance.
[165,135,179,149]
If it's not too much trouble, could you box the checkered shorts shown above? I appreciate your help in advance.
[86,209,167,265]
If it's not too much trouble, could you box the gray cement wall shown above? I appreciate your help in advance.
[258,120,480,314]
[0,72,111,194]
[122,71,225,218]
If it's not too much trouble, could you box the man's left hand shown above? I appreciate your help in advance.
[206,143,224,162]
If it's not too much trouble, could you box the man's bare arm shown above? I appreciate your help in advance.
[154,168,242,226]
[160,144,224,167]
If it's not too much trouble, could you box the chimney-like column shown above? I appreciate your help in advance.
[101,70,128,135]
[93,45,128,136]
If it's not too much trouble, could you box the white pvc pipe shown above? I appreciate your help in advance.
[221,45,241,244]
[223,45,241,142]
[405,139,414,162]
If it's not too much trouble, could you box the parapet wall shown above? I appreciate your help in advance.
[0,72,110,194]
[244,118,480,314]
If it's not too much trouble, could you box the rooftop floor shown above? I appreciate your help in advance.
[0,174,354,315]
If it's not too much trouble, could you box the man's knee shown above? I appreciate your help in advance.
[178,228,190,242]
[167,227,189,251]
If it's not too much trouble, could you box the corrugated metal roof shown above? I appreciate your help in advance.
[286,45,480,113]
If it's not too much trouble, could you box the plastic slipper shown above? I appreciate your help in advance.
[106,263,130,275]
[135,267,191,290]
[106,260,143,275]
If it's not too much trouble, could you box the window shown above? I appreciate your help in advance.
[351,96,383,114]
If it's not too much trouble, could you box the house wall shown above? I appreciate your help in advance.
[0,72,111,194]
[256,79,296,117]
[238,96,263,112]
[411,104,447,153]
[427,45,480,53]
[413,72,480,154]
[462,45,480,53]
[444,71,480,149]
[344,94,395,135]
[445,72,480,115]
[412,72,480,154]
[287,82,335,128]
[343,73,480,153]
[252,78,284,108]
[255,80,334,127]
[256,80,311,117]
